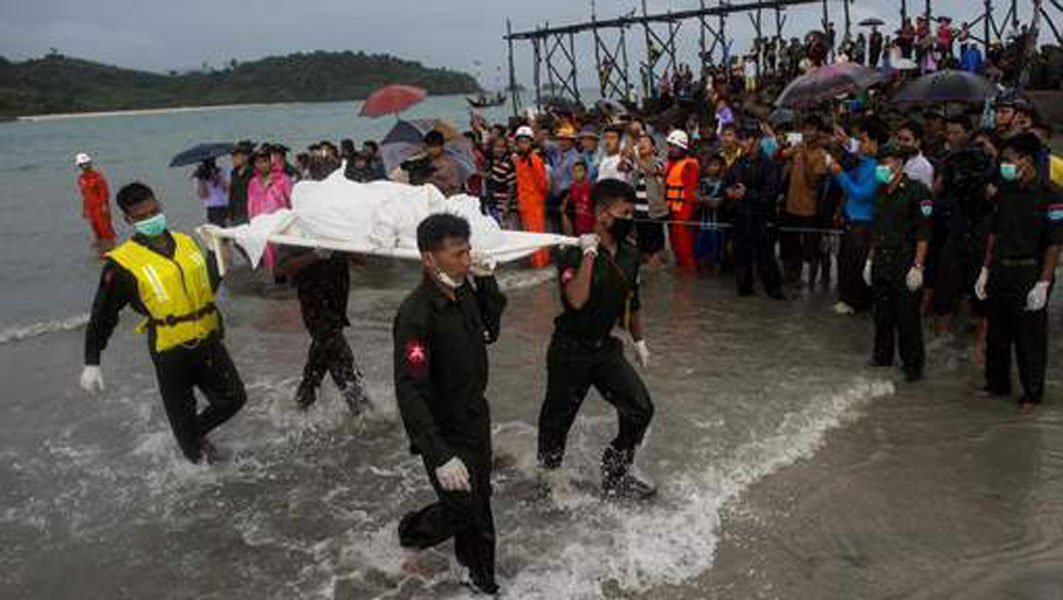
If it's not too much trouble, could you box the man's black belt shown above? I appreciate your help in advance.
[151,303,217,327]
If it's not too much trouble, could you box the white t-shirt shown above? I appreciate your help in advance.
[597,154,630,183]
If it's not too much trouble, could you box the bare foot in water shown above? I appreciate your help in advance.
[399,549,432,578]
[199,438,218,465]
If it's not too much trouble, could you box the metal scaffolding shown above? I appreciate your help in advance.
[502,0,1059,114]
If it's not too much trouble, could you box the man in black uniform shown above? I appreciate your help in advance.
[276,245,370,412]
[864,144,932,382]
[393,213,506,595]
[724,124,784,299]
[537,179,656,501]
[276,155,370,412]
[79,183,247,463]
[976,133,1062,411]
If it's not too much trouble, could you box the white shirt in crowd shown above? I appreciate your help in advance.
[597,153,630,183]
[903,152,935,188]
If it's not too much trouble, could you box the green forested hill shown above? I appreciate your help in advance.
[0,51,480,117]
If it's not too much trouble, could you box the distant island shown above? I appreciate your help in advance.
[0,50,481,118]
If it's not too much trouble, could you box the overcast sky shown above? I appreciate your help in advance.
[0,0,1046,85]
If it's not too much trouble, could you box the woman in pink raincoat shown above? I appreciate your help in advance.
[247,148,293,269]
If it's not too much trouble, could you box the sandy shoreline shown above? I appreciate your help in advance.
[648,312,1063,599]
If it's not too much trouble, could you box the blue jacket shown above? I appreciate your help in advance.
[835,155,878,223]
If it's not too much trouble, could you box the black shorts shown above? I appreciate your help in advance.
[206,207,229,227]
[933,228,987,317]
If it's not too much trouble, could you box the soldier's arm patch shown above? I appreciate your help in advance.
[1046,204,1063,222]
[919,199,933,217]
[405,339,428,377]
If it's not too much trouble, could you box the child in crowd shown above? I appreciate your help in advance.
[561,160,594,235]
[696,154,727,272]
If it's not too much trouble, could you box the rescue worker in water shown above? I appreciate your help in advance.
[537,179,657,501]
[78,182,247,464]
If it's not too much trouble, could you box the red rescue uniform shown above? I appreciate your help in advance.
[664,156,701,269]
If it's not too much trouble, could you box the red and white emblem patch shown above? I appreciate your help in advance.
[406,340,427,368]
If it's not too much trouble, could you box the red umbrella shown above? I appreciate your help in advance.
[358,85,427,118]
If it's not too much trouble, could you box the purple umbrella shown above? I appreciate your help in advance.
[774,63,888,109]
[891,70,998,104]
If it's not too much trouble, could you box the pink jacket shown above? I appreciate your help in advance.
[247,171,292,218]
[246,171,292,269]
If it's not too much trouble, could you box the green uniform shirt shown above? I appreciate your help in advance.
[870,175,933,252]
[991,180,1063,261]
[554,242,642,341]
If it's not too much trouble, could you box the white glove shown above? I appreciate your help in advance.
[634,340,650,368]
[906,265,924,292]
[579,233,600,257]
[194,224,222,247]
[862,259,872,287]
[434,456,471,492]
[1026,281,1050,312]
[80,365,104,394]
[469,251,497,277]
[974,267,989,301]
[313,247,333,259]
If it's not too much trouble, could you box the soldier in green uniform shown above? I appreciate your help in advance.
[863,144,932,382]
[392,213,506,595]
[975,133,1062,411]
[537,179,656,501]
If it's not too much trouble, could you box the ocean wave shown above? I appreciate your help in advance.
[0,314,89,344]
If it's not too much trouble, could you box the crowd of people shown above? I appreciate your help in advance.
[71,14,1063,595]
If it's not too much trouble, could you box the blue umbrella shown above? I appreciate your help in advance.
[380,119,475,183]
[169,142,234,167]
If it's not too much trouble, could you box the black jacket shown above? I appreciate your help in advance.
[392,275,506,468]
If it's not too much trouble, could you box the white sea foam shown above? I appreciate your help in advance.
[0,313,88,344]
[498,377,895,599]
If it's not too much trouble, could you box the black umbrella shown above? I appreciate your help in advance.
[859,18,885,27]
[169,142,235,167]
[891,70,998,104]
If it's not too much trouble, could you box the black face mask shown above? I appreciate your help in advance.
[609,216,634,240]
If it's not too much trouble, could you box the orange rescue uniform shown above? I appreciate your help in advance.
[664,156,701,269]
[514,151,551,268]
[78,169,116,242]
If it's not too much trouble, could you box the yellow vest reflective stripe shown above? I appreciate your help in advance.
[107,232,219,352]
[665,158,696,212]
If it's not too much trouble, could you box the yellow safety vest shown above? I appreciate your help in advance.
[108,232,219,353]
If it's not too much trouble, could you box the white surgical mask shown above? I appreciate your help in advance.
[436,269,462,290]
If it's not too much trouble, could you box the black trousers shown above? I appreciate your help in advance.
[871,253,925,376]
[303,329,358,388]
[399,447,495,585]
[732,208,782,296]
[985,263,1049,403]
[779,212,824,285]
[838,223,872,311]
[537,335,654,469]
[932,224,989,317]
[152,339,247,462]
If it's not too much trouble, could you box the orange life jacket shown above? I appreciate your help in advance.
[665,157,697,213]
